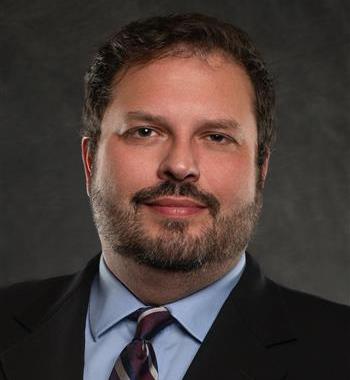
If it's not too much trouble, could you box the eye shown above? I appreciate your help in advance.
[125,127,159,138]
[206,133,233,144]
[135,127,156,137]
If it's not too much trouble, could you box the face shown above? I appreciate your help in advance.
[82,53,268,272]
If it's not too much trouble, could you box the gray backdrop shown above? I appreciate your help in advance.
[1,0,349,305]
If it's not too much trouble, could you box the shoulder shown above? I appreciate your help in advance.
[0,274,74,311]
[271,279,350,352]
[0,275,75,352]
[244,254,350,328]
[0,254,101,316]
[241,253,350,371]
[0,254,100,354]
[275,280,350,323]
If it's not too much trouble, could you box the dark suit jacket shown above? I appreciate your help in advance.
[0,253,349,380]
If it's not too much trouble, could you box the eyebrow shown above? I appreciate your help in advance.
[198,118,241,132]
[126,111,171,127]
[125,111,242,133]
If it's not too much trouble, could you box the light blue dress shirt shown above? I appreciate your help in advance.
[84,253,246,380]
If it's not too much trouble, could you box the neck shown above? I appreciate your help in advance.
[102,248,243,305]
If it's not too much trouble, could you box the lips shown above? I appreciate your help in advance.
[145,197,206,208]
[143,197,207,217]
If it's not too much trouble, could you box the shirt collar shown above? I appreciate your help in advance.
[88,257,145,340]
[89,252,246,343]
[166,253,245,342]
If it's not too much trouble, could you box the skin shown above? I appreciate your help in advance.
[81,52,269,305]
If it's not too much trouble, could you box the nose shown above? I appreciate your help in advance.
[157,140,200,183]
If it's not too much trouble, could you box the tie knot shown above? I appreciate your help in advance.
[131,306,174,341]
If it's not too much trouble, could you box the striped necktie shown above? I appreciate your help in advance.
[109,306,174,380]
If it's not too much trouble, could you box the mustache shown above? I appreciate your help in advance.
[131,181,220,218]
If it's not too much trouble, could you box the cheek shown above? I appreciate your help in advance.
[96,138,160,197]
[200,153,257,206]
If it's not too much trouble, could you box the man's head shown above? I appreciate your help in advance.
[81,13,276,272]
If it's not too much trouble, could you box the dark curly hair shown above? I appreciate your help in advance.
[82,13,276,167]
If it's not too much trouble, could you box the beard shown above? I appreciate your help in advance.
[90,179,263,272]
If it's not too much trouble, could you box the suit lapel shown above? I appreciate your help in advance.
[0,255,100,380]
[183,254,297,380]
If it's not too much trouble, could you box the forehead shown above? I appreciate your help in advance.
[103,52,256,134]
[112,51,254,99]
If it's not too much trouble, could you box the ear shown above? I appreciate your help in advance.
[81,137,94,197]
[259,149,270,188]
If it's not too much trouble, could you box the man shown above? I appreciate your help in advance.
[0,13,349,380]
